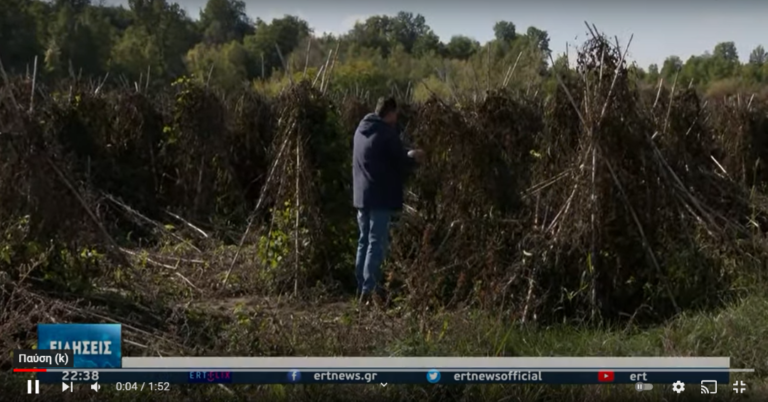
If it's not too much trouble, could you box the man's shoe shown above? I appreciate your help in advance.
[372,290,390,310]
[358,292,372,306]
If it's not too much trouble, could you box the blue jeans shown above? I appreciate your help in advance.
[355,209,392,295]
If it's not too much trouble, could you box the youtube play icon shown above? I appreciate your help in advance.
[598,371,615,382]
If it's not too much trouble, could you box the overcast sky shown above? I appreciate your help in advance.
[105,0,768,69]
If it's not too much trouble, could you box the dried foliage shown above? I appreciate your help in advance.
[2,33,768,327]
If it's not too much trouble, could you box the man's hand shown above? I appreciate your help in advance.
[408,149,425,162]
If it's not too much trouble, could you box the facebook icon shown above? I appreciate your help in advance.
[287,370,301,383]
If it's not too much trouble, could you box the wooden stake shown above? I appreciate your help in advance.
[275,44,293,85]
[29,56,38,113]
[663,71,680,135]
[323,43,341,93]
[486,43,491,92]
[653,77,664,109]
[320,49,333,91]
[303,38,312,79]
[294,136,301,297]
[312,65,325,87]
[223,123,295,287]
[503,52,523,88]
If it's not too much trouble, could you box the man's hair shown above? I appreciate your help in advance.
[375,96,397,118]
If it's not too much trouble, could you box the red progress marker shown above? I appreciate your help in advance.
[14,369,47,373]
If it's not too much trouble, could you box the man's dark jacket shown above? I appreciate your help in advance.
[353,113,415,210]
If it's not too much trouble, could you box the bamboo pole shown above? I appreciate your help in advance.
[294,136,301,297]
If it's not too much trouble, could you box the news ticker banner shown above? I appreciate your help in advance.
[13,323,734,385]
[30,369,730,385]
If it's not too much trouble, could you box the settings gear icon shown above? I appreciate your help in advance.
[672,381,686,393]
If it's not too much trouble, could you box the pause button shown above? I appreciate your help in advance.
[27,380,39,394]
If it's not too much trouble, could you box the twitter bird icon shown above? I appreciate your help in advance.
[426,369,441,383]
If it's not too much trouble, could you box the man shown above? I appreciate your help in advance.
[353,96,424,307]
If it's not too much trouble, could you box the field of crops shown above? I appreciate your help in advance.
[1,34,768,401]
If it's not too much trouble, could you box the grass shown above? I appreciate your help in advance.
[2,288,766,401]
[441,294,768,365]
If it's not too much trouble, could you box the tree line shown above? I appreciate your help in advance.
[2,0,768,99]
